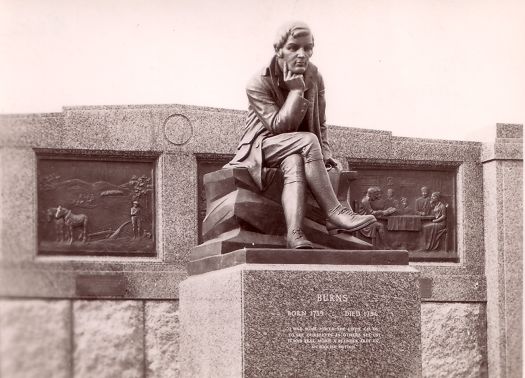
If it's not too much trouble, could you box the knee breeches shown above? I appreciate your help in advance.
[261,132,323,184]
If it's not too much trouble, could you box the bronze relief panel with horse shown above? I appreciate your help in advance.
[37,153,157,257]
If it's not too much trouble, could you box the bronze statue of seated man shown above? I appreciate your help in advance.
[224,21,376,249]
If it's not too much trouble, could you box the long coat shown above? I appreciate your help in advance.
[225,57,333,190]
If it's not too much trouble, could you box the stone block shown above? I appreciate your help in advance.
[173,106,245,154]
[482,141,523,162]
[483,133,523,377]
[330,127,393,160]
[62,107,156,151]
[456,161,485,268]
[73,300,144,378]
[0,299,71,378]
[162,152,198,264]
[482,124,523,162]
[421,302,487,377]
[391,137,481,162]
[0,148,35,261]
[496,123,523,139]
[145,301,180,378]
[0,113,64,148]
[180,261,421,377]
[179,265,243,377]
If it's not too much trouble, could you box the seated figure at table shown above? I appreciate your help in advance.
[384,188,400,210]
[415,186,432,216]
[421,192,448,251]
[397,196,413,215]
[357,187,395,248]
[360,187,397,217]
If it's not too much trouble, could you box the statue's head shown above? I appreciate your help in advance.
[273,21,314,75]
[387,188,394,198]
[421,186,429,198]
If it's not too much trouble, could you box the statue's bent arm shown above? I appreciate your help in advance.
[246,78,310,135]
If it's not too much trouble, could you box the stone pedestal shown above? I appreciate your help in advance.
[179,249,422,377]
[482,123,523,377]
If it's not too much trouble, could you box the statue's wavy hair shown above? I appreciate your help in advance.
[273,21,314,53]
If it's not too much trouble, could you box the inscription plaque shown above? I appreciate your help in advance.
[37,151,157,256]
[243,269,422,377]
[75,274,127,297]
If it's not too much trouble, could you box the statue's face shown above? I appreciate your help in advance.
[279,33,314,74]
[430,193,439,204]
[387,189,394,198]
[421,188,428,198]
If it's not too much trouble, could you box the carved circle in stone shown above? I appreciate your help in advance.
[163,114,193,145]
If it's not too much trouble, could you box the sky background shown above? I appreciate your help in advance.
[1,0,524,142]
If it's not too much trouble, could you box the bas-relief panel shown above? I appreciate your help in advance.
[37,152,157,257]
[348,164,457,262]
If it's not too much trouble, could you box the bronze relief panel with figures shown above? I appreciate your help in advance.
[37,151,158,256]
[347,161,457,262]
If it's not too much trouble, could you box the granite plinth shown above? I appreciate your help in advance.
[179,258,421,377]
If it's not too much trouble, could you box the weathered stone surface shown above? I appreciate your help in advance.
[0,113,64,148]
[0,263,186,299]
[391,136,482,162]
[164,114,193,145]
[0,300,71,378]
[482,140,523,162]
[0,148,35,261]
[145,301,180,378]
[421,302,487,377]
[330,127,393,160]
[73,300,144,378]
[162,152,198,264]
[483,127,523,378]
[500,162,523,377]
[179,266,243,377]
[496,123,523,138]
[180,263,421,377]
[456,161,485,269]
[62,107,156,151]
[167,106,245,154]
[482,123,523,162]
